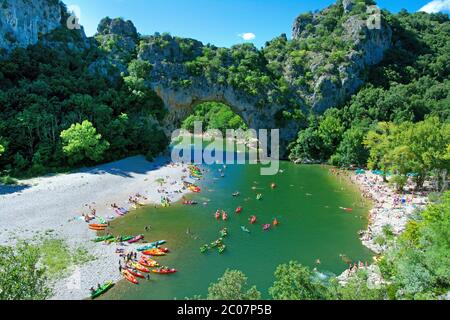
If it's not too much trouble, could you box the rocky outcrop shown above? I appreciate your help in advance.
[0,0,63,54]
[291,1,392,112]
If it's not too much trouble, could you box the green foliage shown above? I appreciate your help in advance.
[206,270,261,300]
[182,102,247,133]
[60,120,110,165]
[37,239,95,279]
[380,192,450,299]
[0,243,51,300]
[364,117,450,190]
[269,261,329,300]
[328,270,387,300]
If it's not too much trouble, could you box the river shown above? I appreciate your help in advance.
[101,155,373,300]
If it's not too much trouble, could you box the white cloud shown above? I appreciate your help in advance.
[238,33,256,41]
[419,0,450,13]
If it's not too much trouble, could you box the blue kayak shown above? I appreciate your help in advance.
[137,240,167,252]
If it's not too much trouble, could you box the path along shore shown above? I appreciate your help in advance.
[0,156,192,300]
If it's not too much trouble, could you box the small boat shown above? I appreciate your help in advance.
[273,218,279,226]
[139,258,159,268]
[128,235,144,244]
[126,267,145,279]
[189,186,201,193]
[340,207,354,212]
[220,228,228,237]
[97,217,107,224]
[119,236,134,242]
[263,224,271,231]
[235,207,243,214]
[122,270,138,284]
[218,244,226,254]
[89,225,107,231]
[200,245,209,253]
[131,262,150,273]
[222,212,228,221]
[232,192,240,197]
[142,248,166,256]
[115,209,126,216]
[152,268,177,274]
[271,183,277,189]
[89,224,108,228]
[91,281,114,299]
[137,240,166,252]
[94,235,114,243]
[250,216,257,224]
[183,200,198,205]
[215,211,221,220]
[241,226,250,233]
[256,194,263,200]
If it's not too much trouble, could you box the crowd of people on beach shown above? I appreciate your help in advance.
[352,171,429,253]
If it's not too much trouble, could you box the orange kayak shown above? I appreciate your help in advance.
[142,249,166,256]
[122,270,138,284]
[273,218,279,226]
[89,224,108,228]
[89,225,107,231]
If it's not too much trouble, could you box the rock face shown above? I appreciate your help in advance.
[0,0,63,54]
[291,1,392,112]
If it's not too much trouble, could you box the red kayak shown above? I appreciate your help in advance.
[235,207,242,214]
[215,211,221,220]
[263,224,271,231]
[152,268,177,274]
[126,267,145,279]
[250,215,257,224]
[273,218,279,226]
[222,212,228,221]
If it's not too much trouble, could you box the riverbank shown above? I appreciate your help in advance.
[0,155,192,300]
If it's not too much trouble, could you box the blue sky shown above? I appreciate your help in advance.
[62,0,450,48]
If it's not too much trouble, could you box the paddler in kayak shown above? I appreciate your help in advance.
[222,211,228,221]
[273,218,279,226]
[250,215,257,224]
[215,210,221,220]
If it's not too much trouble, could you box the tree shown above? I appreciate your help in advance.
[0,243,52,300]
[60,120,110,165]
[0,143,4,157]
[331,125,369,167]
[207,270,261,300]
[328,270,387,300]
[269,261,328,300]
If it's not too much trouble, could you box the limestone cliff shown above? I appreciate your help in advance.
[0,0,63,54]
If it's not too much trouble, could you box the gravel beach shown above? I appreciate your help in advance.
[0,155,192,300]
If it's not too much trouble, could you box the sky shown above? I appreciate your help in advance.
[62,0,450,48]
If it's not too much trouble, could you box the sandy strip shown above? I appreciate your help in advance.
[0,155,192,300]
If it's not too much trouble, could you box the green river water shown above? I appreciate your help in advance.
[101,158,373,300]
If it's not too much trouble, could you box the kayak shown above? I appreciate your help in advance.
[137,240,166,252]
[215,211,221,220]
[122,270,138,284]
[235,207,243,214]
[241,226,250,233]
[119,236,134,242]
[152,268,177,274]
[220,228,228,237]
[94,235,114,243]
[200,245,209,253]
[126,267,145,279]
[250,216,257,224]
[263,224,271,231]
[142,249,166,256]
[128,235,144,244]
[222,212,228,221]
[183,200,198,205]
[115,209,126,216]
[139,258,159,268]
[273,218,279,226]
[256,194,263,200]
[188,186,201,193]
[271,183,277,189]
[97,217,107,224]
[91,281,114,299]
[131,262,150,273]
[89,224,108,228]
[89,225,106,231]
[218,245,226,254]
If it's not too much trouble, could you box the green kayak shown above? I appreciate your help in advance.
[91,281,114,299]
[94,235,114,243]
